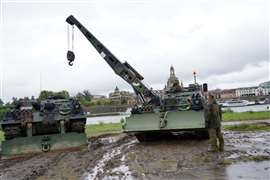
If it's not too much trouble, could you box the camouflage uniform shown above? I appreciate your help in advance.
[205,100,224,152]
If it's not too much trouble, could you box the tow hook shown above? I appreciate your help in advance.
[41,136,51,152]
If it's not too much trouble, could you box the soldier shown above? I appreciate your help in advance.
[205,93,224,152]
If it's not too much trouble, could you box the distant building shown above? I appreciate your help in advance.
[235,86,257,97]
[209,81,270,100]
[208,89,222,99]
[92,95,107,100]
[257,81,270,96]
[109,86,136,105]
[235,81,270,97]
[220,89,236,99]
[164,66,183,92]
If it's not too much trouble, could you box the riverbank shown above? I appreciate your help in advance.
[222,111,269,121]
[224,122,270,131]
[85,122,122,137]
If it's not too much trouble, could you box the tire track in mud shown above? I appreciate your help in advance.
[36,150,88,180]
[0,152,67,180]
[84,134,137,180]
[0,155,34,169]
[34,134,136,180]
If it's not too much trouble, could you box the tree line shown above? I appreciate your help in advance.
[0,89,117,108]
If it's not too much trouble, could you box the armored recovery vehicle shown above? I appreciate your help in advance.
[0,97,87,157]
[66,15,209,141]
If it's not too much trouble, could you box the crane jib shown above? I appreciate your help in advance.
[65,15,160,106]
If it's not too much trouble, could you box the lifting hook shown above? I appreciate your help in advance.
[67,50,75,66]
[67,24,75,66]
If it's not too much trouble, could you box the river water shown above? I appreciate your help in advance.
[87,104,270,125]
[87,114,129,125]
[223,104,270,112]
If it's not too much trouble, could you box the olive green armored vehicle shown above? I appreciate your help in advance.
[0,97,87,156]
[66,15,208,141]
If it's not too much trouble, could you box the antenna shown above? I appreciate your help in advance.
[193,71,197,84]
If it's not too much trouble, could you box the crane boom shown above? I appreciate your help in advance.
[66,15,160,106]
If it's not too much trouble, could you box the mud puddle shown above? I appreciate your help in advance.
[171,160,270,180]
[225,160,270,180]
[224,131,270,160]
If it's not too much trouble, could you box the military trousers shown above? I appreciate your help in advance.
[208,128,224,152]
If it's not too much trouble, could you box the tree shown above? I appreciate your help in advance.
[23,97,30,101]
[38,90,70,100]
[38,90,54,100]
[75,90,93,106]
[11,97,18,105]
[0,98,3,107]
[56,90,70,99]
[83,90,92,101]
[76,92,84,100]
[76,92,87,106]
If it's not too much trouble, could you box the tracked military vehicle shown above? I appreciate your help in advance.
[0,97,87,156]
[66,15,208,141]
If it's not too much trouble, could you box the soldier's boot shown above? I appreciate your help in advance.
[208,141,218,152]
[218,136,224,152]
[217,128,224,152]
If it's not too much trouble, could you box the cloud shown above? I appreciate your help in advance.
[0,0,268,102]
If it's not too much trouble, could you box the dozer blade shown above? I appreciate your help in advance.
[1,132,87,158]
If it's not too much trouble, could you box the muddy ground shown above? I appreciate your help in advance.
[0,129,269,180]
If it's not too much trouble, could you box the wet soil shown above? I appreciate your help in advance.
[0,130,269,180]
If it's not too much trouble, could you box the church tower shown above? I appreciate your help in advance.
[170,66,175,77]
[166,66,182,91]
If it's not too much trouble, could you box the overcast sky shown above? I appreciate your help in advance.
[0,0,269,102]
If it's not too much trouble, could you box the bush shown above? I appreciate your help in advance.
[0,107,9,121]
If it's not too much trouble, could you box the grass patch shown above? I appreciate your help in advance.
[85,122,122,137]
[224,123,270,131]
[222,111,270,122]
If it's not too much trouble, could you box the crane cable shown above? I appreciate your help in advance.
[72,25,74,51]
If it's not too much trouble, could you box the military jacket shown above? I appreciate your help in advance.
[204,101,222,128]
